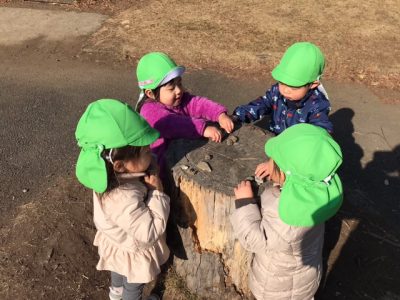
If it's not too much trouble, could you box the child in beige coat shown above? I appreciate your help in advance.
[231,124,343,300]
[75,99,170,300]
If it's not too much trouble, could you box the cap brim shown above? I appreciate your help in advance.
[271,65,307,87]
[159,66,185,86]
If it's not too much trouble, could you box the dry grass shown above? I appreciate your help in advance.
[73,0,138,13]
[87,0,400,91]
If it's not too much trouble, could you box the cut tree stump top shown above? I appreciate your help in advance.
[166,123,275,196]
[165,124,276,299]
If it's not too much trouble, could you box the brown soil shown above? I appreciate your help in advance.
[0,176,196,299]
[0,177,105,299]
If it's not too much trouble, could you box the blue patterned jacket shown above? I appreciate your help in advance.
[233,83,333,134]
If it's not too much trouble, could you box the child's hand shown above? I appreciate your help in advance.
[203,126,222,142]
[218,113,234,133]
[234,181,254,199]
[144,174,163,192]
[255,160,271,179]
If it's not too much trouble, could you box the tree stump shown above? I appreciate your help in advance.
[165,124,275,299]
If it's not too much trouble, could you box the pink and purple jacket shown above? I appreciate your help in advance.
[140,92,227,176]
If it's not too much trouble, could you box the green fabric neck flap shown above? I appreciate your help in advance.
[278,173,343,226]
[76,145,107,193]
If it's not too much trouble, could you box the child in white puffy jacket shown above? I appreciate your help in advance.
[231,124,343,300]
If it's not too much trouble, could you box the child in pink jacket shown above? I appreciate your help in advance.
[136,52,234,179]
[75,99,170,300]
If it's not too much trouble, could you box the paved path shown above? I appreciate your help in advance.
[0,7,106,46]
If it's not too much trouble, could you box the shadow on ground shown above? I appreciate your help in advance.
[317,108,400,300]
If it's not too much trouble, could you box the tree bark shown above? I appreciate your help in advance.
[165,124,274,299]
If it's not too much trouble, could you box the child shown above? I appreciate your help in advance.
[230,124,343,300]
[233,42,333,135]
[135,52,234,177]
[75,99,170,300]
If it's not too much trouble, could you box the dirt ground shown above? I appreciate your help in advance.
[0,175,196,299]
[0,1,399,299]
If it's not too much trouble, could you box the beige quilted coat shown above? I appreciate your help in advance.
[230,186,324,300]
[92,174,170,283]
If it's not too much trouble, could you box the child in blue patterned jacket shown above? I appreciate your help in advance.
[233,42,333,135]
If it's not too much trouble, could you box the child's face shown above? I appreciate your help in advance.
[158,77,184,107]
[123,146,153,173]
[278,81,318,101]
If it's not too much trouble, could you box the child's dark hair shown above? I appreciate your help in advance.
[148,85,162,103]
[136,86,162,113]
[101,145,142,193]
[137,77,182,112]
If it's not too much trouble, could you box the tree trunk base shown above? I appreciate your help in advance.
[166,124,274,299]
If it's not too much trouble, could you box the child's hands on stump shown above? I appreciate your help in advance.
[204,126,222,142]
[218,113,234,133]
[234,181,254,199]
[255,160,272,179]
[144,174,163,192]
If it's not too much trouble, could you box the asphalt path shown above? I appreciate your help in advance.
[0,6,129,219]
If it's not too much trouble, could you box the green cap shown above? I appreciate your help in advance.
[75,99,159,193]
[136,52,185,90]
[265,124,343,226]
[272,42,325,87]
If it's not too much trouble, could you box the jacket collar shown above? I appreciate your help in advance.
[116,172,146,184]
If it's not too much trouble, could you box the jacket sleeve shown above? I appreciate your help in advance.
[141,102,207,139]
[183,93,228,122]
[111,189,170,247]
[230,202,267,253]
[308,99,333,133]
[233,88,274,123]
